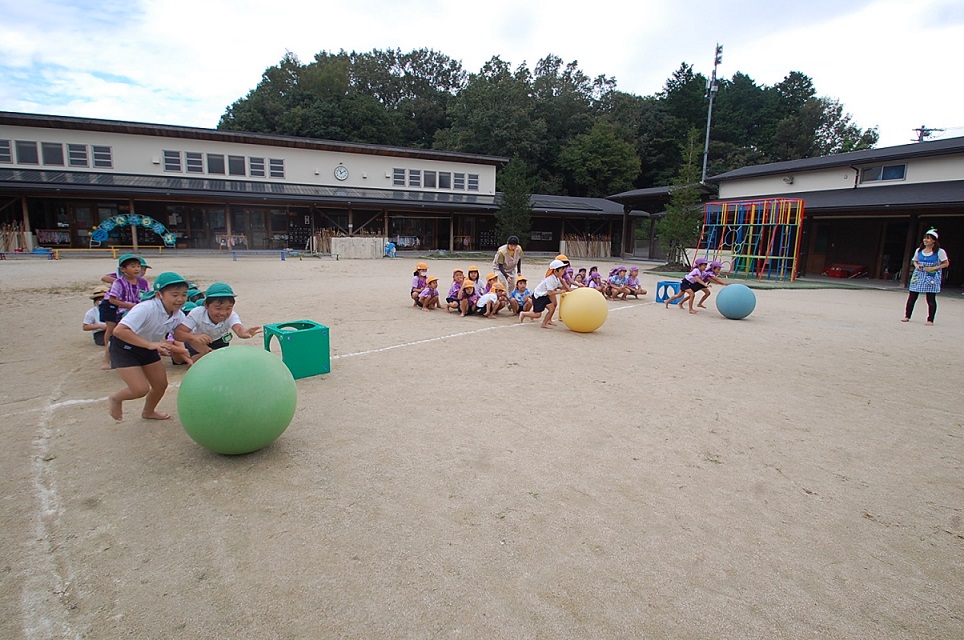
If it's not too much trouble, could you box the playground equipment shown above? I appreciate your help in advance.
[695,199,804,282]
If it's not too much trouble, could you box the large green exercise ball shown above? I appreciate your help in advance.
[715,283,757,320]
[558,287,608,333]
[177,347,297,455]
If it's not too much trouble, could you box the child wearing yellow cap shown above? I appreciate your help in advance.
[417,275,442,311]
[411,262,428,306]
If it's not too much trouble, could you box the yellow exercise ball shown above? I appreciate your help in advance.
[558,287,608,333]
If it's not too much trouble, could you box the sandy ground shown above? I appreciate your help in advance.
[0,255,962,640]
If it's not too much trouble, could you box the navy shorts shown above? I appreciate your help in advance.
[680,280,706,292]
[187,336,229,356]
[110,337,161,369]
[93,330,105,346]
[532,295,552,313]
[99,298,118,323]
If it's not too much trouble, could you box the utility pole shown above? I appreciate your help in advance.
[701,43,722,183]
[912,125,944,142]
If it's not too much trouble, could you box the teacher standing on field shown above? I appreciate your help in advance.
[492,235,524,291]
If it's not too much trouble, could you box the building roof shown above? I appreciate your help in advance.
[0,111,509,166]
[0,168,647,218]
[708,136,964,182]
[606,183,718,206]
[713,180,964,213]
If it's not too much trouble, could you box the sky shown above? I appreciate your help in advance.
[1,0,962,149]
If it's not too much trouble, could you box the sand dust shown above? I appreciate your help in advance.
[1,255,961,639]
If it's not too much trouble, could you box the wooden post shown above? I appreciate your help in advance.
[348,207,354,237]
[129,199,138,251]
[20,195,31,250]
[900,214,919,288]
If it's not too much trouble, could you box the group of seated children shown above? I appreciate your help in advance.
[83,254,261,422]
[663,257,729,313]
[408,255,649,328]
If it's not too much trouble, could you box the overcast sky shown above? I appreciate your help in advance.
[1,0,962,150]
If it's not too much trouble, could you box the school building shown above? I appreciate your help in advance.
[610,135,964,286]
[0,112,644,257]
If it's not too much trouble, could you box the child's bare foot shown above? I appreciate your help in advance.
[108,396,123,421]
[142,410,171,420]
[641,290,648,295]
[664,300,671,308]
[540,323,553,329]
[101,361,112,371]
[925,321,934,326]
[689,309,698,314]
[697,303,707,308]
[460,312,466,317]
[900,317,910,322]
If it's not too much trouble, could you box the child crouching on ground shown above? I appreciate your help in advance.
[476,282,507,317]
[458,279,480,316]
[508,275,532,314]
[445,269,464,312]
[519,259,569,328]
[83,286,109,345]
[626,266,648,298]
[108,272,201,421]
[411,262,428,306]
[176,282,262,363]
[418,276,442,311]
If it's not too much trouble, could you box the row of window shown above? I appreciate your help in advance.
[393,168,479,191]
[2,139,481,192]
[0,139,113,168]
[163,150,285,179]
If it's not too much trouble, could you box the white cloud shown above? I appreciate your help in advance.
[0,0,961,146]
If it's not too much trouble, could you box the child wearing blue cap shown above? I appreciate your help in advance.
[108,272,201,421]
[177,282,262,363]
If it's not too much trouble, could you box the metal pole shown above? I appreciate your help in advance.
[701,44,723,183]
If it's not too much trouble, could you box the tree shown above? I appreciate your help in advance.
[558,120,640,197]
[656,130,705,266]
[495,158,533,243]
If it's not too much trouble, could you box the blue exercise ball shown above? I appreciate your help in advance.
[177,347,297,455]
[715,283,756,320]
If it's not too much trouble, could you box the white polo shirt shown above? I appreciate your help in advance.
[118,297,186,342]
[183,306,241,340]
[533,274,562,298]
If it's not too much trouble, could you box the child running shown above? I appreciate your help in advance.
[107,272,195,421]
[664,257,709,313]
[519,259,569,328]
[102,254,150,369]
[696,260,729,308]
[178,282,262,363]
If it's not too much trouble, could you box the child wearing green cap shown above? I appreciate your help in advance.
[177,282,262,363]
[108,272,201,421]
[101,254,151,370]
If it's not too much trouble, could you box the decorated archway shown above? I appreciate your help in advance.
[92,214,177,246]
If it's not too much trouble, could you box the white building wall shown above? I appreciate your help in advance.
[0,124,498,195]
[717,153,964,200]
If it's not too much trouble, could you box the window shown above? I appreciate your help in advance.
[185,152,203,173]
[467,173,479,191]
[228,155,245,176]
[0,140,11,163]
[424,170,437,189]
[269,158,285,179]
[41,142,64,166]
[163,150,182,172]
[207,154,225,174]
[860,164,906,183]
[92,145,112,168]
[67,143,88,167]
[408,169,421,187]
[393,168,406,186]
[453,172,465,190]
[438,172,451,189]
[15,140,39,164]
[249,157,265,177]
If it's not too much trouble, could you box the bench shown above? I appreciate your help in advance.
[49,248,116,259]
[0,250,55,260]
[107,245,169,256]
[231,249,288,261]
